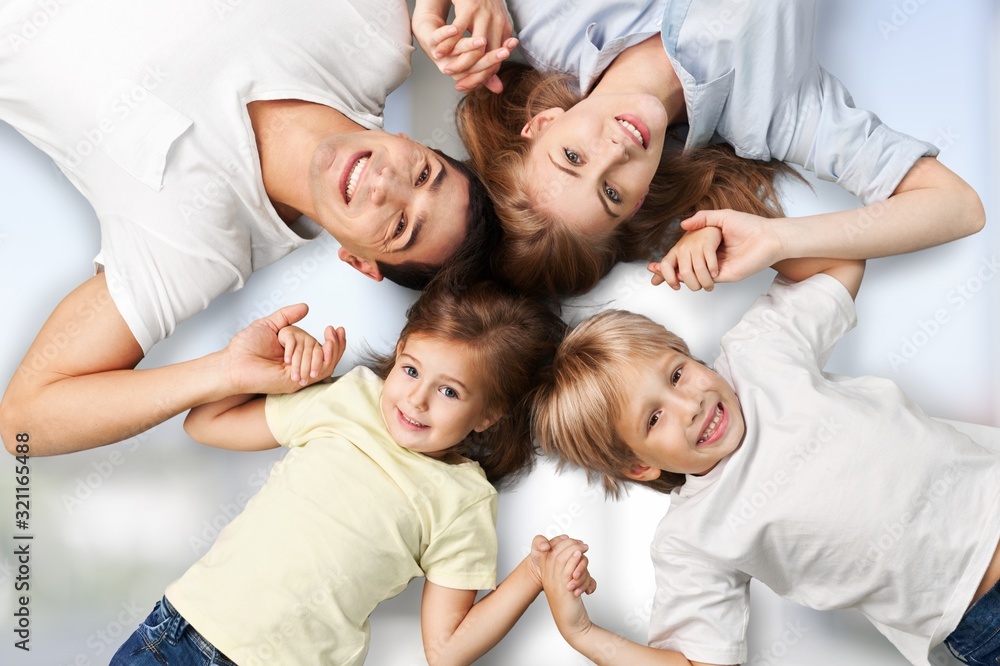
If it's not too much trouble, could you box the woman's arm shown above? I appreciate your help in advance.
[539,540,728,666]
[420,535,594,666]
[665,157,984,285]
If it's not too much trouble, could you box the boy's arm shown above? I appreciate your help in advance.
[183,395,278,451]
[771,257,865,300]
[539,541,729,666]
[419,535,593,666]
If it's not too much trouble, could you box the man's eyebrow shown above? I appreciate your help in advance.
[430,156,447,192]
[548,153,579,178]
[398,217,422,253]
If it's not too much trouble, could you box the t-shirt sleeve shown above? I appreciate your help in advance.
[648,545,751,665]
[779,65,938,205]
[421,495,498,591]
[720,274,857,370]
[264,378,346,448]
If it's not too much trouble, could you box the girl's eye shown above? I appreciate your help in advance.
[440,387,458,399]
[403,366,418,378]
[604,185,622,204]
[416,164,430,186]
[393,216,406,239]
[563,148,581,165]
[648,412,661,430]
[671,368,683,385]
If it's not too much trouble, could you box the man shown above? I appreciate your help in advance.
[0,0,496,454]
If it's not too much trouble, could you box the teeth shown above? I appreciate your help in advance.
[345,156,368,202]
[618,119,644,147]
[698,405,723,444]
[400,411,425,428]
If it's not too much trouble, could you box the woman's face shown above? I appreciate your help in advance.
[521,92,668,236]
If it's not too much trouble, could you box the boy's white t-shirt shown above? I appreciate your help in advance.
[647,275,1000,666]
[166,367,498,666]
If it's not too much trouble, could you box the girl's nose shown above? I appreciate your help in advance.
[407,383,429,411]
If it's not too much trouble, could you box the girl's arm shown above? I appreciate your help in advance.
[539,540,729,666]
[652,158,983,290]
[184,395,278,451]
[420,535,593,666]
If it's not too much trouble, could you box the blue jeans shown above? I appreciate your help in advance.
[109,597,237,666]
[945,578,1000,665]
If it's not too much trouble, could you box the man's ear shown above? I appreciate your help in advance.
[623,462,662,482]
[520,107,566,140]
[338,247,383,282]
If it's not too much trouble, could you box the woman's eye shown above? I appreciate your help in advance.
[403,366,418,378]
[648,412,660,429]
[563,148,581,165]
[393,216,406,239]
[440,387,458,399]
[671,368,683,385]
[416,164,430,186]
[604,185,622,204]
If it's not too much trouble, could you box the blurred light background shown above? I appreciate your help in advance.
[0,1,996,664]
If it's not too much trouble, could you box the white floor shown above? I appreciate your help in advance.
[0,1,997,665]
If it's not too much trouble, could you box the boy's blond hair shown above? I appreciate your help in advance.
[533,310,691,498]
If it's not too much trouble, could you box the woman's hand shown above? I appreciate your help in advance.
[277,323,346,386]
[412,0,517,93]
[649,209,785,288]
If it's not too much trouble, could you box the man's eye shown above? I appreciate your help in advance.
[393,216,406,239]
[604,185,622,204]
[648,412,660,429]
[564,148,581,164]
[440,387,458,399]
[416,164,430,186]
[403,366,417,378]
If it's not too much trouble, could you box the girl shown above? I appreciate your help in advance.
[109,281,593,666]
[420,0,984,297]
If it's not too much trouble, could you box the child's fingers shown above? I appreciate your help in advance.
[309,344,324,379]
[289,338,305,382]
[428,24,459,54]
[691,256,715,292]
[281,332,296,364]
[648,262,666,286]
[447,35,487,57]
[705,245,720,279]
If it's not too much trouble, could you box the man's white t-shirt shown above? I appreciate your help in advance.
[648,275,1000,666]
[0,0,413,352]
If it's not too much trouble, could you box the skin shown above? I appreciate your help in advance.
[0,100,472,455]
[182,326,598,666]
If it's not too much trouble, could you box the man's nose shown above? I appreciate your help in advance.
[371,166,407,206]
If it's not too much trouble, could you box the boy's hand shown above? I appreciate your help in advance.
[658,209,786,286]
[539,537,596,640]
[649,226,723,291]
[277,323,346,386]
[412,0,517,93]
[528,535,596,596]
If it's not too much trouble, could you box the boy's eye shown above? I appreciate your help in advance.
[604,185,622,204]
[416,164,430,186]
[648,412,661,430]
[671,368,683,385]
[563,148,581,165]
[403,366,418,378]
[393,215,406,239]
[440,387,458,399]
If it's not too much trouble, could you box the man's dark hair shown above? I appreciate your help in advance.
[375,151,501,290]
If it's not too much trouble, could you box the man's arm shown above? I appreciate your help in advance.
[0,274,325,456]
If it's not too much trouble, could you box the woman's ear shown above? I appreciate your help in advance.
[623,462,662,482]
[520,107,566,140]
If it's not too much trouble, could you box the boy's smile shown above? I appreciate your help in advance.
[618,349,746,479]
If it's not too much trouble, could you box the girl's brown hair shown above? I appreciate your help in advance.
[533,310,691,498]
[457,63,801,298]
[369,279,565,486]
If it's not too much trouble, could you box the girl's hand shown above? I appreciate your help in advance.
[538,537,596,640]
[277,323,346,386]
[649,226,723,291]
[528,535,596,596]
[412,0,517,93]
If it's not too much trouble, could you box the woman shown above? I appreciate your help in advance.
[448,0,985,296]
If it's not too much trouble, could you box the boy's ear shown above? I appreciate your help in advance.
[624,463,662,482]
[338,247,383,282]
[520,107,565,140]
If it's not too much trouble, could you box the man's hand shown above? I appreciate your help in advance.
[224,304,343,395]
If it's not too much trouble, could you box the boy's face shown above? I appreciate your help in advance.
[617,349,745,480]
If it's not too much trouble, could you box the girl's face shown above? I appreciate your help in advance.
[380,334,497,458]
[521,93,668,235]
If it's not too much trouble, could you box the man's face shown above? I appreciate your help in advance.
[617,349,745,479]
[309,131,470,280]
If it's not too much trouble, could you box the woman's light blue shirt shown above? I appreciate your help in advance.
[508,0,938,204]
